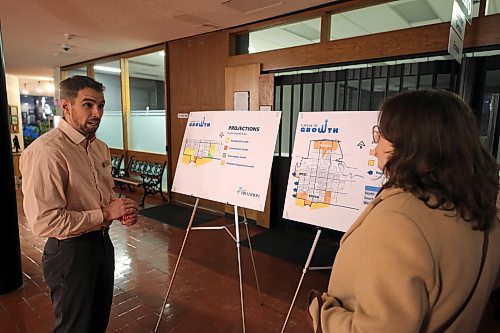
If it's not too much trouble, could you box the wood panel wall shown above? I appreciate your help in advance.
[224,64,261,223]
[257,73,274,228]
[167,31,228,211]
[164,5,500,217]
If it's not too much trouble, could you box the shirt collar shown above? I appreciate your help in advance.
[58,118,96,145]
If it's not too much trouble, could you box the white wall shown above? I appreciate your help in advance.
[6,74,24,150]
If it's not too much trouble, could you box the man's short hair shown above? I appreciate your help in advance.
[59,75,104,102]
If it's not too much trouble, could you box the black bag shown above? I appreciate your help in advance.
[306,289,324,333]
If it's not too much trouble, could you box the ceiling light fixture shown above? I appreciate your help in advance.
[93,65,121,73]
[36,81,42,93]
[22,83,29,95]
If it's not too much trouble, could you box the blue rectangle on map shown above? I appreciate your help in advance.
[365,185,380,192]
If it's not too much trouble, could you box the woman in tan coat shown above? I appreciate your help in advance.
[309,89,500,333]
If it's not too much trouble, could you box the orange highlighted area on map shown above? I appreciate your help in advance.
[314,140,339,157]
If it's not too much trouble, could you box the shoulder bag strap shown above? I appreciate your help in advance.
[435,230,489,333]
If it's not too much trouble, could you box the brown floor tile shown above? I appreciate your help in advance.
[2,187,498,333]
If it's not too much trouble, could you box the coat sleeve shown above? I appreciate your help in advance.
[320,210,435,333]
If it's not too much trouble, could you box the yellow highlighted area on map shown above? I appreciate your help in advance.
[208,143,217,157]
[294,191,332,209]
[310,202,330,210]
[183,149,215,166]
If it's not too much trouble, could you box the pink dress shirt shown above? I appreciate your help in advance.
[20,119,115,239]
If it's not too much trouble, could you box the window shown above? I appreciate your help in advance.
[486,0,500,15]
[330,0,480,41]
[127,51,166,154]
[232,17,321,55]
[94,60,124,149]
[66,67,86,77]
[273,56,458,156]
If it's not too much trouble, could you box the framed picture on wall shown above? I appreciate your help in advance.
[233,91,249,111]
[8,105,19,133]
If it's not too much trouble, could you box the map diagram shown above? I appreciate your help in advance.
[172,111,281,211]
[282,111,384,232]
[292,139,363,210]
[182,139,222,166]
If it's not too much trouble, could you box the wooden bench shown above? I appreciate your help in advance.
[110,153,124,178]
[113,155,168,206]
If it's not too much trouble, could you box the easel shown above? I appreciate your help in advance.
[280,228,332,333]
[154,197,261,333]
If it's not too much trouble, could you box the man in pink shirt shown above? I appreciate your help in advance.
[20,75,139,333]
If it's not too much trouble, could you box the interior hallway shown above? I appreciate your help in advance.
[0,188,330,332]
[1,187,499,332]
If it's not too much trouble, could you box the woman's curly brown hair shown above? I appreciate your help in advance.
[379,89,498,230]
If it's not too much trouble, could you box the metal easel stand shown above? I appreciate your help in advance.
[154,198,261,333]
[280,228,332,333]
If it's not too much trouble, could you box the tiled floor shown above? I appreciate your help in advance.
[0,189,330,332]
[1,188,499,332]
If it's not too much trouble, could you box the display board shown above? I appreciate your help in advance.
[283,111,384,232]
[172,111,281,211]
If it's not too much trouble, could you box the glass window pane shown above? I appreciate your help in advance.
[302,83,313,112]
[360,79,371,110]
[331,0,456,41]
[291,84,301,152]
[371,78,386,110]
[274,86,281,155]
[281,85,292,157]
[336,81,345,111]
[480,70,500,153]
[323,82,335,111]
[346,79,359,110]
[66,67,87,78]
[388,77,400,97]
[436,73,451,90]
[128,51,166,155]
[274,86,281,111]
[402,76,417,91]
[419,74,433,89]
[248,17,321,54]
[313,82,322,111]
[95,60,123,149]
[485,0,499,15]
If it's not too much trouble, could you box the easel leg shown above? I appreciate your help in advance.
[154,198,200,333]
[242,208,262,304]
[280,229,322,333]
[234,206,246,333]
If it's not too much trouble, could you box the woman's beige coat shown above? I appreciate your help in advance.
[311,188,500,333]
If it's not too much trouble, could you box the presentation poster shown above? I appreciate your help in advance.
[282,111,384,232]
[172,111,281,211]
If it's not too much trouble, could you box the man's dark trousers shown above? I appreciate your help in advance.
[42,229,114,333]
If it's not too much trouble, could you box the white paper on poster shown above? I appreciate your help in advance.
[172,111,281,211]
[282,111,385,232]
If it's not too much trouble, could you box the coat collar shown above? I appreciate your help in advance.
[341,187,405,244]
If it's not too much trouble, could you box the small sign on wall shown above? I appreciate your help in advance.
[448,26,464,64]
[177,113,189,119]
